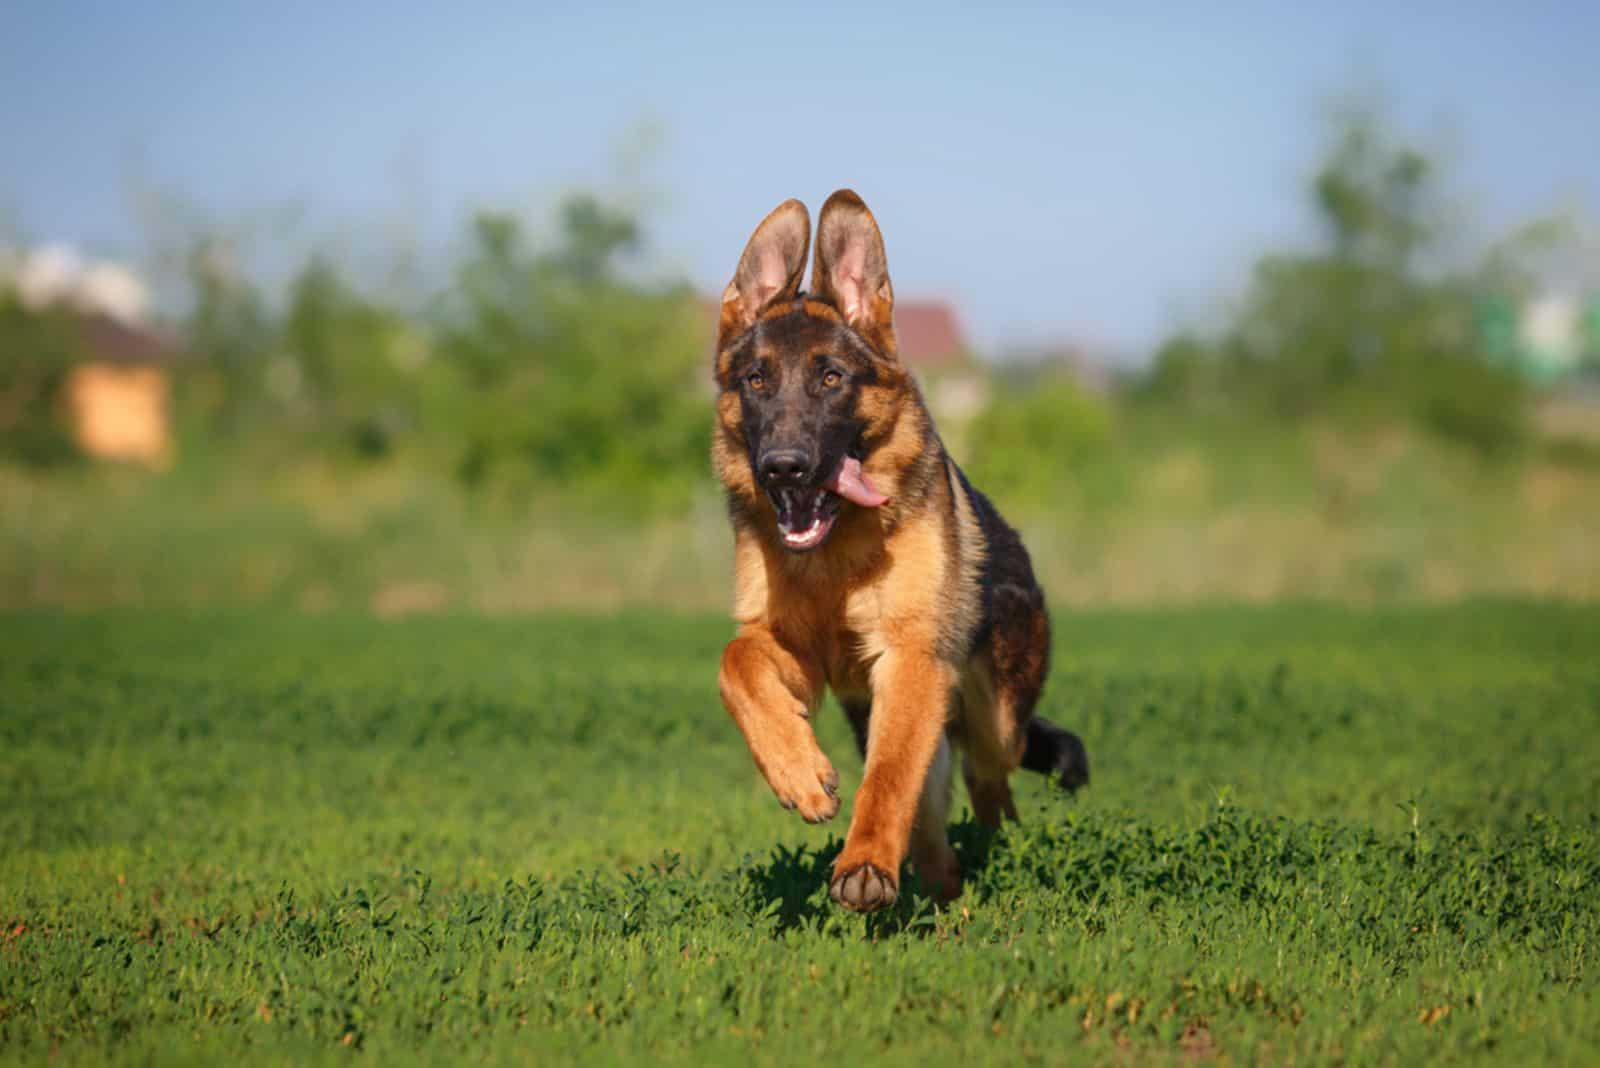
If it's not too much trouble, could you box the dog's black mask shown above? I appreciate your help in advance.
[726,308,879,552]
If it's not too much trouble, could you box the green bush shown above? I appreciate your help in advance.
[966,371,1113,504]
[436,201,711,514]
[143,190,715,516]
[282,259,431,458]
[0,292,87,466]
[1135,98,1533,456]
[1408,354,1529,455]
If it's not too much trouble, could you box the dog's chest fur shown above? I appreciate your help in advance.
[735,450,989,708]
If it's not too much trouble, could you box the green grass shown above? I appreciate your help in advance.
[2,605,1598,1064]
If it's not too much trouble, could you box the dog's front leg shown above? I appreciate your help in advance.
[830,648,957,911]
[718,627,839,824]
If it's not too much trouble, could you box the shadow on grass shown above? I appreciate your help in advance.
[741,816,1011,937]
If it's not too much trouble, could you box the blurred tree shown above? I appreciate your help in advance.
[1583,298,1600,371]
[0,289,88,465]
[1142,92,1532,452]
[182,235,275,435]
[109,124,710,508]
[968,368,1113,505]
[438,193,708,510]
[283,257,427,457]
[551,194,640,284]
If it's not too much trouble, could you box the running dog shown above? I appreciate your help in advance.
[712,190,1088,911]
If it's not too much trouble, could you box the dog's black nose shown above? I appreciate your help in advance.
[759,449,812,484]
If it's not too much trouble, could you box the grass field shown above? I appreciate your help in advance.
[3,604,1598,1064]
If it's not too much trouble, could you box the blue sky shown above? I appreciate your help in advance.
[3,1,1597,358]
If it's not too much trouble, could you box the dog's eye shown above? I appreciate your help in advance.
[822,369,843,388]
[746,371,764,390]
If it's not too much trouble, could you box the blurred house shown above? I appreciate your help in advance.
[1477,291,1600,383]
[893,300,988,425]
[63,313,180,466]
[893,300,969,369]
[4,245,180,466]
[1473,287,1600,444]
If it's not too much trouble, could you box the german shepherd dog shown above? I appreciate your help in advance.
[713,190,1088,912]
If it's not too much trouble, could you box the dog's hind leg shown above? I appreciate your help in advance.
[961,757,1018,827]
[839,696,871,761]
[908,733,961,901]
[958,671,1023,828]
[960,583,1052,827]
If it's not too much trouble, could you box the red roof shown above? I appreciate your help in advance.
[701,296,969,367]
[892,301,967,367]
[73,311,181,365]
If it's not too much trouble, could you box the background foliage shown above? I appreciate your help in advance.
[2,99,1598,611]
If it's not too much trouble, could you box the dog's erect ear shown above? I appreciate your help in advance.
[812,189,895,356]
[719,199,810,346]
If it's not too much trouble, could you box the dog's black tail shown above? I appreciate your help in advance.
[1021,717,1090,792]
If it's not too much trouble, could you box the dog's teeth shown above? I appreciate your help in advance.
[782,515,826,546]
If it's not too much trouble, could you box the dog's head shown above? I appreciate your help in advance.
[713,190,907,552]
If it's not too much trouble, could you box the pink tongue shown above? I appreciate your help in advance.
[824,456,889,508]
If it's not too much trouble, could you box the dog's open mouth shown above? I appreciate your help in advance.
[772,485,842,551]
[769,456,888,552]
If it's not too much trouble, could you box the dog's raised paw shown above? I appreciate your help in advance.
[830,862,898,912]
[771,753,840,823]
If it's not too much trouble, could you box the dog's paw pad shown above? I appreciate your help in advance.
[830,862,898,912]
